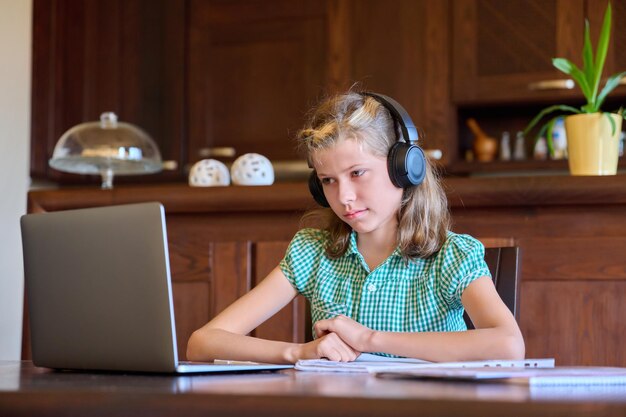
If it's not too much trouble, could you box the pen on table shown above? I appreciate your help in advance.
[213,359,261,365]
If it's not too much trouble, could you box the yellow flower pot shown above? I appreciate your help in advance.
[565,113,622,175]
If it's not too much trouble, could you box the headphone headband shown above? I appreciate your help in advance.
[361,92,419,144]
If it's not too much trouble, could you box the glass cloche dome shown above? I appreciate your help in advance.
[49,112,162,189]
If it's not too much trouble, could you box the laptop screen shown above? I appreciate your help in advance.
[21,202,181,372]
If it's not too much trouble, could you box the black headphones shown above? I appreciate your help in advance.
[308,92,426,207]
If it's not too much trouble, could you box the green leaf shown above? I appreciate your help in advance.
[603,112,617,136]
[596,71,626,111]
[581,103,594,113]
[534,121,558,158]
[524,104,582,137]
[582,20,595,89]
[592,2,612,104]
[545,117,557,158]
[552,58,574,75]
[552,58,592,102]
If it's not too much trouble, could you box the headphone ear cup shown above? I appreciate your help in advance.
[407,145,427,186]
[387,142,427,188]
[308,171,330,207]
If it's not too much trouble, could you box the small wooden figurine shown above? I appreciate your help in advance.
[467,118,498,162]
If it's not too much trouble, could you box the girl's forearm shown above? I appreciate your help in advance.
[367,327,525,362]
[186,327,301,364]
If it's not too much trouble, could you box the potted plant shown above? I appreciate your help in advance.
[524,2,626,175]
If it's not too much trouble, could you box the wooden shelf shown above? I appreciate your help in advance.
[447,159,570,175]
[447,157,626,176]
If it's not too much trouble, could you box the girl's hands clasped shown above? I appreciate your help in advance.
[294,331,360,362]
[291,315,373,362]
[314,315,375,354]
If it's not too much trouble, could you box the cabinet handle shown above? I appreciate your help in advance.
[620,76,626,86]
[198,147,236,158]
[528,79,575,91]
[162,160,178,170]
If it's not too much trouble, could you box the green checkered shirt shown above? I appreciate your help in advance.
[279,228,490,356]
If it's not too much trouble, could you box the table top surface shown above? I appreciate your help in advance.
[2,361,626,417]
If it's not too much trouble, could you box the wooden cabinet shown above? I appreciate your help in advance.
[452,0,626,105]
[452,0,585,104]
[30,1,625,180]
[30,0,186,183]
[24,178,626,366]
[327,0,454,164]
[450,0,626,171]
[187,0,327,164]
[31,0,457,181]
[31,0,327,183]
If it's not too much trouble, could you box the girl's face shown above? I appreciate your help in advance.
[313,137,404,238]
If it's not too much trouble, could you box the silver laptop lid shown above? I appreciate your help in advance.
[21,202,180,372]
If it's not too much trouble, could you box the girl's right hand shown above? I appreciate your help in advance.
[291,332,360,362]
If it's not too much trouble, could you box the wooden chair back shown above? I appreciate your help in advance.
[464,246,520,329]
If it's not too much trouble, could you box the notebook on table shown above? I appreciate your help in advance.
[375,366,626,386]
[296,354,555,373]
[20,202,292,374]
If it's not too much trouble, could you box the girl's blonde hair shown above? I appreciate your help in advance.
[298,91,450,260]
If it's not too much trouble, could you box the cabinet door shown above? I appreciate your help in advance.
[452,0,585,104]
[187,0,327,165]
[327,0,454,165]
[30,0,186,183]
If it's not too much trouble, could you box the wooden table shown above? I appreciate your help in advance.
[1,361,625,417]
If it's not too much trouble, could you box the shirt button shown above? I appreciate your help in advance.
[367,283,377,293]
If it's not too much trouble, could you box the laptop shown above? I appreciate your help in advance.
[20,202,292,374]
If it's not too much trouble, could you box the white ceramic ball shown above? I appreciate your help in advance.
[230,153,274,186]
[188,159,230,187]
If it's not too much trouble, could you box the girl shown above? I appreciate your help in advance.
[187,91,525,363]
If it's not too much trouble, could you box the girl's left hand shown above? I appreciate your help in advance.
[314,315,375,352]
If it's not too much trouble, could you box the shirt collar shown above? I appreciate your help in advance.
[346,230,403,259]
